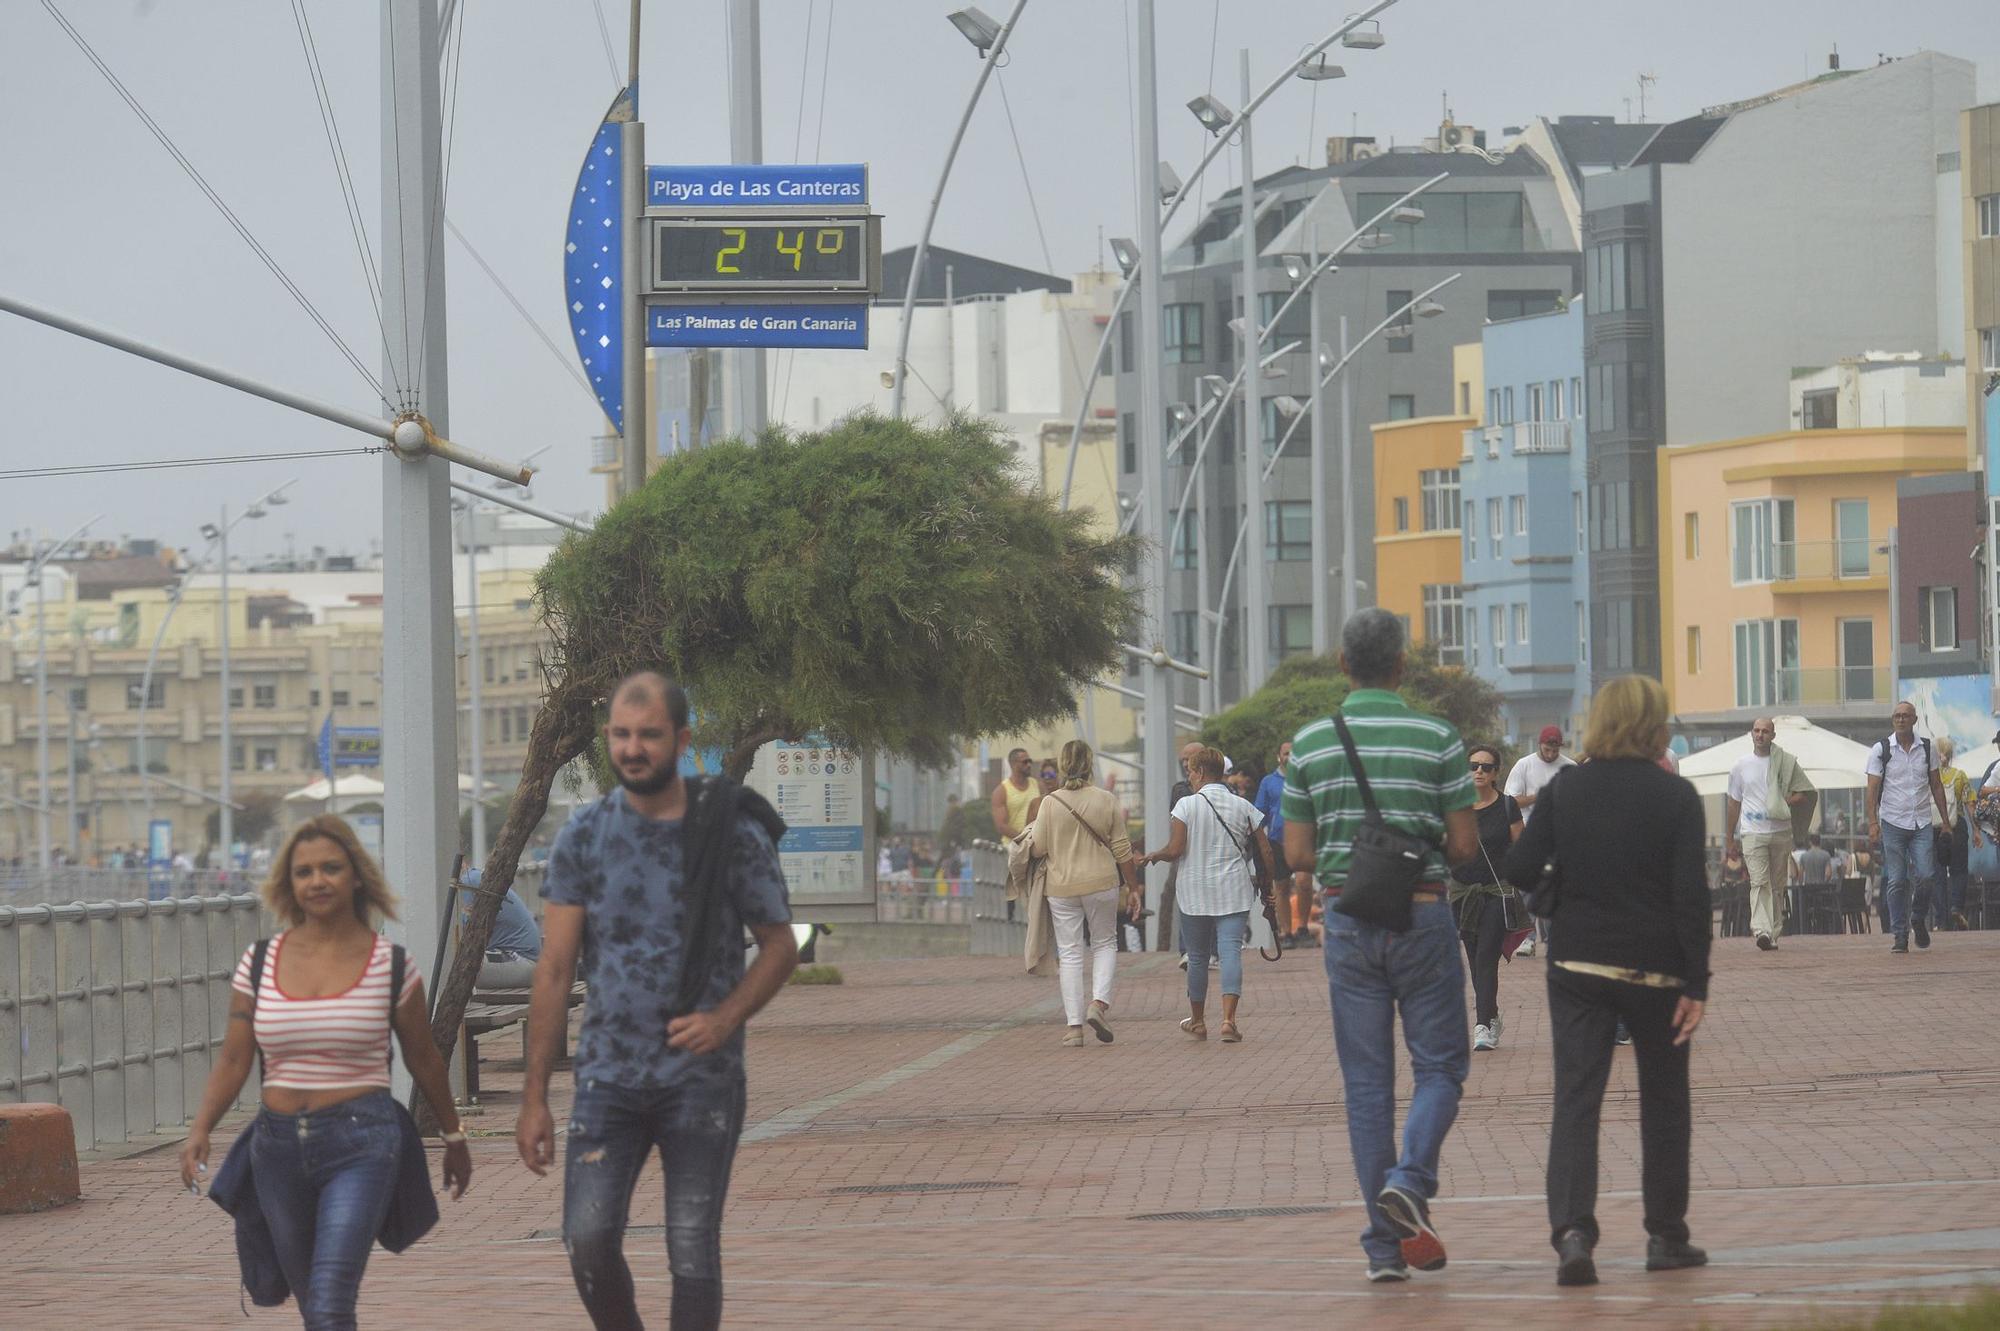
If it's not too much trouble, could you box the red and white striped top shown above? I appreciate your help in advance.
[231,932,419,1091]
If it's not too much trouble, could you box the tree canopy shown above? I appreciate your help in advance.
[1199,641,1503,771]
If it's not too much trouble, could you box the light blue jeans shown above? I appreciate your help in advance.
[1323,898,1469,1265]
[1181,911,1248,1003]
[1879,819,1935,941]
[251,1092,402,1331]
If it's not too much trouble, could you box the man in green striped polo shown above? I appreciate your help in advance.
[1282,608,1477,1284]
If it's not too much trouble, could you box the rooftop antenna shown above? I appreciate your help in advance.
[1638,71,1657,121]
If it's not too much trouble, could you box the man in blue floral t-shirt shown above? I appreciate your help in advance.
[516,671,795,1331]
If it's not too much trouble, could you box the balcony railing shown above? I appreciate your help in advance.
[1511,420,1572,454]
[1755,539,1888,583]
[1764,666,1891,706]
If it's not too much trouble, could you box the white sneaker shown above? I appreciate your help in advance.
[1472,1024,1497,1052]
[1491,1013,1504,1041]
[1177,953,1189,971]
[1516,938,1537,957]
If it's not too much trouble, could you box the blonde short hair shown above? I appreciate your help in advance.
[1188,746,1226,781]
[262,815,401,927]
[1937,737,1956,763]
[1058,739,1095,791]
[1581,675,1670,762]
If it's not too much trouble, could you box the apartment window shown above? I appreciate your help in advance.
[1730,498,1795,583]
[332,689,350,707]
[1459,380,1472,416]
[1502,387,1515,425]
[1980,193,2000,239]
[1265,500,1311,561]
[1487,289,1562,320]
[1733,618,1800,708]
[1802,388,1838,430]
[67,685,88,713]
[1467,608,1481,667]
[1586,239,1648,313]
[1547,380,1565,420]
[1387,394,1416,421]
[230,744,246,772]
[1526,382,1544,422]
[1393,497,1410,532]
[1686,625,1701,674]
[1258,289,1306,342]
[227,686,244,709]
[1578,602,1589,666]
[1261,398,1284,460]
[253,683,277,710]
[1421,585,1464,666]
[309,688,321,708]
[1358,192,1529,254]
[1627,361,1653,432]
[1510,495,1527,536]
[254,745,279,773]
[1512,602,1529,645]
[1487,498,1503,557]
[1170,610,1203,666]
[1163,302,1205,363]
[1839,618,1877,702]
[1920,586,1959,651]
[1594,595,1659,674]
[1570,376,1583,421]
[1463,517,1478,564]
[1573,491,1585,553]
[1171,508,1200,570]
[1489,605,1506,667]
[129,737,168,774]
[1487,388,1501,425]
[1121,412,1136,473]
[1268,605,1312,660]
[1835,499,1869,578]
[1684,512,1700,560]
[1118,310,1134,372]
[482,651,495,684]
[1419,468,1461,531]
[125,678,165,710]
[1588,362,1615,433]
[500,710,513,743]
[516,705,531,739]
[1981,326,1999,373]
[1386,290,1413,353]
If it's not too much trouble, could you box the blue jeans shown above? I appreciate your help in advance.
[564,1072,747,1331]
[1880,820,1935,940]
[1181,911,1248,1004]
[1323,898,1469,1265]
[251,1091,402,1331]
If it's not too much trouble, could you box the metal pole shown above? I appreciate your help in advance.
[65,693,79,861]
[1238,50,1268,692]
[726,0,768,439]
[888,0,1029,419]
[1309,252,1330,655]
[218,506,233,867]
[1339,313,1355,622]
[34,539,50,873]
[446,478,593,534]
[1135,2,1176,866]
[380,0,456,1101]
[465,510,486,865]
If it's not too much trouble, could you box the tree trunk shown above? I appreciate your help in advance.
[420,687,596,1128]
[723,722,788,782]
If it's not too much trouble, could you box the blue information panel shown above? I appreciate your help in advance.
[647,303,867,350]
[647,163,867,208]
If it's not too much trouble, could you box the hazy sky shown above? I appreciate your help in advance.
[2,0,1994,561]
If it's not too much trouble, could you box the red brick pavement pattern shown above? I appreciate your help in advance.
[4,932,1998,1328]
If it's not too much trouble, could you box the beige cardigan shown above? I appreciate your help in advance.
[1028,785,1134,898]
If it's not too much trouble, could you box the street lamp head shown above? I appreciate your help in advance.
[1356,230,1396,249]
[1390,204,1426,225]
[1280,253,1310,283]
[946,7,1003,57]
[878,369,897,389]
[1272,395,1307,418]
[1414,299,1447,319]
[1226,315,1246,339]
[1168,403,1194,427]
[199,523,222,542]
[1108,237,1140,277]
[1318,342,1335,370]
[1296,54,1346,81]
[1157,162,1184,206]
[1259,364,1289,383]
[1198,373,1229,397]
[244,505,267,521]
[1186,94,1236,136]
[1341,21,1386,50]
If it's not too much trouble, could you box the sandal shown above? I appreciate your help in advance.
[1220,1020,1242,1043]
[1179,1017,1207,1041]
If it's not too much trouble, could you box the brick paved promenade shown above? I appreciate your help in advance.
[6,930,1998,1328]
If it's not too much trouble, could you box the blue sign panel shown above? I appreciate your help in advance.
[318,717,383,770]
[148,818,174,900]
[647,163,866,209]
[647,303,867,350]
[564,89,633,433]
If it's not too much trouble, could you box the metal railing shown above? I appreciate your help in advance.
[1757,539,1887,582]
[1511,419,1572,454]
[1769,666,1891,706]
[876,876,974,925]
[0,893,267,1152]
[967,841,1024,958]
[0,866,241,910]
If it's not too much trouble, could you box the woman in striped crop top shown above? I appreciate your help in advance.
[178,815,470,1328]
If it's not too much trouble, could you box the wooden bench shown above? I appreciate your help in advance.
[461,982,586,1101]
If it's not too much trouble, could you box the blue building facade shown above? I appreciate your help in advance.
[1458,301,1591,745]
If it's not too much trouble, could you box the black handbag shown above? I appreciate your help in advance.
[1329,712,1432,933]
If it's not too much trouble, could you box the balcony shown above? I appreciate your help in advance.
[1459,425,1504,462]
[1511,420,1571,455]
[1744,539,1888,586]
[1768,666,1890,706]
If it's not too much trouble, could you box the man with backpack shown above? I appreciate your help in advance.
[516,671,796,1331]
[1864,700,1951,955]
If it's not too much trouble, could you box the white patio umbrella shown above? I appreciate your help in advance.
[1677,715,1873,799]
[281,773,387,807]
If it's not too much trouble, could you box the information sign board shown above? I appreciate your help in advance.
[745,737,875,907]
[648,303,867,350]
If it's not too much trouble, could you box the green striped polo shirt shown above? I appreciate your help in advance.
[1280,688,1475,887]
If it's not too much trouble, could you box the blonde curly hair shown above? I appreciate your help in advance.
[262,815,400,927]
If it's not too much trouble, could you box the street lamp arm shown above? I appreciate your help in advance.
[447,479,594,534]
[1260,271,1461,485]
[140,772,245,810]
[25,516,106,580]
[1162,338,1302,552]
[888,0,1031,420]
[1058,274,1137,509]
[1121,642,1210,680]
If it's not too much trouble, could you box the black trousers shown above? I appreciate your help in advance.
[1545,965,1693,1249]
[1455,893,1506,1026]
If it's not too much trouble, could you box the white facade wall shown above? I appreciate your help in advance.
[1660,53,1976,448]
[1788,358,1967,429]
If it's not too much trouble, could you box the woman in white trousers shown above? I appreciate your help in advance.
[1029,740,1142,1046]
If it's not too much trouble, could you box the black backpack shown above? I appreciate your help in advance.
[1875,735,1931,774]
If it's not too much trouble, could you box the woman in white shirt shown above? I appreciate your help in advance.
[1140,746,1275,1043]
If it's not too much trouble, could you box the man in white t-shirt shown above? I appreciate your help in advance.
[1504,725,1576,825]
[1726,717,1810,952]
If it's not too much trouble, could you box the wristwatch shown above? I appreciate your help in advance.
[440,1129,468,1144]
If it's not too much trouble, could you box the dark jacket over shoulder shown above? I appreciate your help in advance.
[1502,759,1712,1000]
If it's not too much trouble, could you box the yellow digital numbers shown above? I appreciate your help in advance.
[815,228,845,255]
[716,227,747,273]
[774,229,804,271]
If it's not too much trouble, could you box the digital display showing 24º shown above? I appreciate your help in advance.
[652,220,869,290]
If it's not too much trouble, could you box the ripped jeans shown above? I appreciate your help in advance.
[563,1072,747,1331]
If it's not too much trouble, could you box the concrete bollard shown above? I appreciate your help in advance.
[0,1104,82,1214]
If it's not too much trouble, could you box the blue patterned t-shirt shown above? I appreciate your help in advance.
[543,787,791,1088]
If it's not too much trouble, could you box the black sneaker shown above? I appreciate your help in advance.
[1615,1022,1633,1047]
[1555,1229,1597,1287]
[1890,936,1909,954]
[1913,917,1931,949]
[1366,1262,1411,1284]
[1376,1185,1446,1271]
[1755,932,1775,951]
[1646,1236,1708,1272]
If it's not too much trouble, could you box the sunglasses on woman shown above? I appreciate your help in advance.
[1469,760,1498,772]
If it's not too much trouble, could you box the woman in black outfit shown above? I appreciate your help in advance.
[1503,675,1711,1288]
[1449,745,1521,1052]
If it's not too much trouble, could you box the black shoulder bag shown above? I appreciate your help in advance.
[1329,711,1431,934]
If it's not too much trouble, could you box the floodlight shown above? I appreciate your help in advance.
[1108,237,1140,277]
[1168,403,1194,427]
[1414,299,1446,319]
[1280,253,1310,283]
[946,7,1003,57]
[1341,21,1385,49]
[1186,94,1235,135]
[1296,55,1346,81]
[1390,204,1425,225]
[1271,395,1307,417]
[1356,230,1395,249]
[1157,162,1184,205]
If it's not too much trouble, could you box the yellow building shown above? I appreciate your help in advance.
[1372,414,1473,652]
[1660,426,1965,729]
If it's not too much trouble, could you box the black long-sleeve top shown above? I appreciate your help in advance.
[1501,758,1712,1001]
